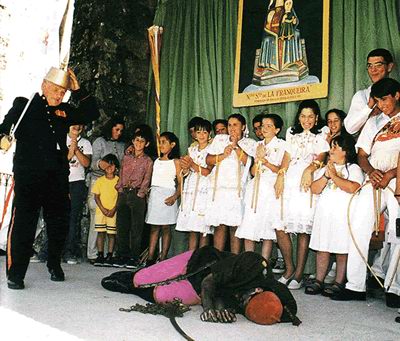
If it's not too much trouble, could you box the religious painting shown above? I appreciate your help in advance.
[233,0,330,107]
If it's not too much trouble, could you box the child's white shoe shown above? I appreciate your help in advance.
[288,279,303,290]
[278,273,294,285]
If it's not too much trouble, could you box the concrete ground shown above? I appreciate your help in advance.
[0,257,399,341]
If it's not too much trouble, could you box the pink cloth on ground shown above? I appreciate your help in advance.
[134,250,201,305]
[153,279,201,305]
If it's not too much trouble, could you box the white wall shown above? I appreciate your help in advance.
[0,0,74,120]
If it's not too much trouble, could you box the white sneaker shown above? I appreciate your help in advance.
[288,279,303,290]
[30,254,42,263]
[272,258,285,274]
[324,263,337,284]
[67,257,78,265]
[278,274,293,285]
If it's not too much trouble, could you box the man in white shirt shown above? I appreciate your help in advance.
[332,78,400,308]
[344,49,394,135]
[344,49,395,292]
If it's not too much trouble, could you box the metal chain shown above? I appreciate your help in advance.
[119,298,191,318]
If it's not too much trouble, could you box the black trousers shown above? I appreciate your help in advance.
[6,170,70,281]
[101,271,155,302]
[116,190,146,259]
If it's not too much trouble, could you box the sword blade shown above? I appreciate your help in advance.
[169,317,195,341]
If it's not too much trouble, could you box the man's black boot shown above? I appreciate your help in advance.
[48,264,65,282]
[330,288,366,301]
[386,293,400,308]
[7,278,25,290]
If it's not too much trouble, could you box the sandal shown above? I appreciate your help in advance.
[304,279,324,295]
[322,281,345,297]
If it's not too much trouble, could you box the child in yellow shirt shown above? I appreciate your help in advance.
[92,154,120,266]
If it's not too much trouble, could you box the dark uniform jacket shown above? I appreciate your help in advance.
[0,89,100,173]
[187,246,298,323]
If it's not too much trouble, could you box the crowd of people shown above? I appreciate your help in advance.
[1,49,400,322]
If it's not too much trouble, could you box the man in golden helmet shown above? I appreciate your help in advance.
[0,67,100,289]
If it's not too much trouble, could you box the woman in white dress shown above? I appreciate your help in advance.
[236,114,289,260]
[277,100,330,290]
[306,134,363,296]
[176,119,213,249]
[205,113,256,254]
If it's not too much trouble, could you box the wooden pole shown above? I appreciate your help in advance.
[147,25,163,157]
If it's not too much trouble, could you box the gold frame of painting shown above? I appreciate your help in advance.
[233,0,330,107]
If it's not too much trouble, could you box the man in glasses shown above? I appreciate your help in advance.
[344,48,394,135]
[344,49,396,300]
[333,78,400,308]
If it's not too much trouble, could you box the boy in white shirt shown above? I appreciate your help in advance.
[333,78,400,308]
[64,125,92,264]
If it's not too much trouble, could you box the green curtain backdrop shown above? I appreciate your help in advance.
[148,0,400,148]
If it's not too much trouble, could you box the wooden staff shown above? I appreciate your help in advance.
[254,173,261,213]
[191,170,201,211]
[276,168,286,221]
[372,188,381,236]
[372,187,377,232]
[139,248,149,264]
[179,170,185,212]
[251,163,258,210]
[212,155,220,202]
[376,188,381,236]
[251,161,262,213]
[237,150,244,197]
[148,26,163,156]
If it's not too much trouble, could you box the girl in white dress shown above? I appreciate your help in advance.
[325,109,349,145]
[176,119,213,249]
[277,100,330,289]
[205,113,256,254]
[236,114,289,260]
[306,134,363,295]
[145,132,182,264]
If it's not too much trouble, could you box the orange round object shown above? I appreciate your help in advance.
[245,291,283,325]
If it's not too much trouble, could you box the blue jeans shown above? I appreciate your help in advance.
[64,180,87,258]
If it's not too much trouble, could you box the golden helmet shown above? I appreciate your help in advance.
[44,67,70,89]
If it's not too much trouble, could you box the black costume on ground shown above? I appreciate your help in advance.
[102,246,298,323]
[0,90,99,283]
